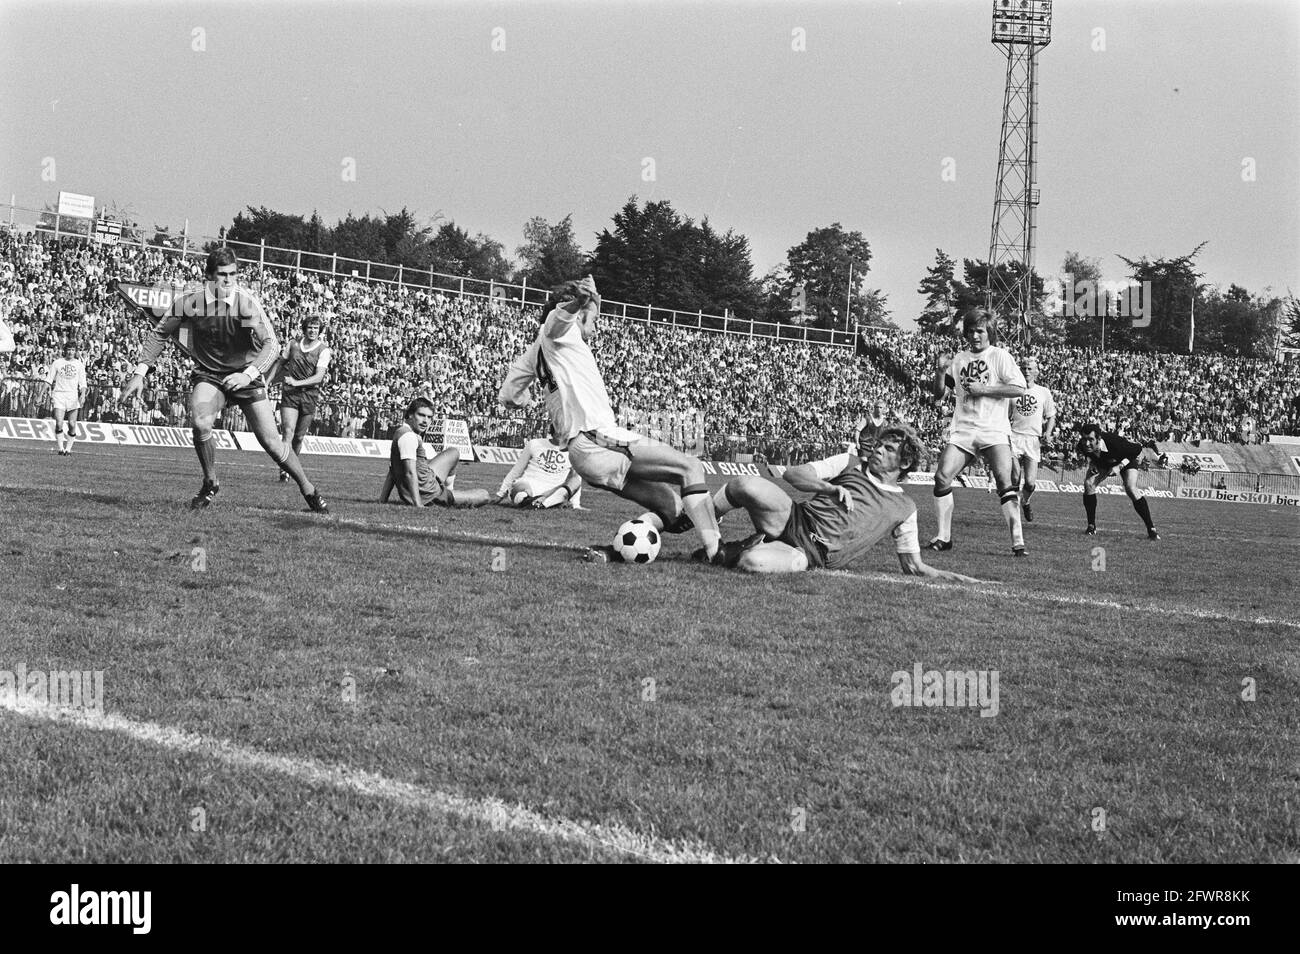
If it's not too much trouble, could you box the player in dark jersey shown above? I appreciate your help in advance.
[121,248,329,513]
[276,315,332,482]
[379,397,492,508]
[1076,423,1159,540]
[703,426,983,580]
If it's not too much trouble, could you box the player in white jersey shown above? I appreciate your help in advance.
[926,311,1028,556]
[494,435,583,509]
[1008,355,1056,523]
[47,343,87,456]
[498,275,722,561]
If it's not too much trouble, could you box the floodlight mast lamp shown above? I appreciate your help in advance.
[986,0,1051,349]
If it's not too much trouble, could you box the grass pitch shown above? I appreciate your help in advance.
[0,440,1296,863]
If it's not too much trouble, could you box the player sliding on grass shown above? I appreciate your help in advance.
[706,425,983,581]
[498,274,723,561]
[121,248,329,513]
[1075,423,1160,540]
[493,434,584,509]
[927,311,1028,557]
[379,397,492,508]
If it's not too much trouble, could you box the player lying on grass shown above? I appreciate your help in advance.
[498,274,723,561]
[379,397,491,508]
[927,311,1028,557]
[705,425,984,581]
[121,248,329,513]
[1075,423,1160,540]
[493,434,584,509]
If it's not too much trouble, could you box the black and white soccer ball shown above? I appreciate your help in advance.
[613,518,661,564]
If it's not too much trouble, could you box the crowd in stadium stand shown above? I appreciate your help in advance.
[3,229,1299,465]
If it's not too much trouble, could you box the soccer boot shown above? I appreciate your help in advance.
[278,471,289,483]
[1147,528,1160,541]
[924,538,953,552]
[191,481,220,510]
[1012,545,1028,558]
[582,544,622,563]
[304,491,330,514]
[691,532,762,568]
[1084,525,1096,536]
[662,513,695,534]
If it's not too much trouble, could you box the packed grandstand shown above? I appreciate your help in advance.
[2,228,1299,466]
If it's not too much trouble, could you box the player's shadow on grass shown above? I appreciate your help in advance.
[273,512,584,557]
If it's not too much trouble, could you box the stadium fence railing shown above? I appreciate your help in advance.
[2,203,857,349]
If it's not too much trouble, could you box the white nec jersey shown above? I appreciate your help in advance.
[947,346,1025,433]
[536,308,616,441]
[48,358,86,396]
[1010,384,1056,437]
[520,438,571,493]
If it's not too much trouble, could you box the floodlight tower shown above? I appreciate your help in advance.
[986,0,1052,348]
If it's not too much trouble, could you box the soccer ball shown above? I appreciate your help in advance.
[613,519,661,564]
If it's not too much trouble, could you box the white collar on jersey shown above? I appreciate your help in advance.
[861,465,903,494]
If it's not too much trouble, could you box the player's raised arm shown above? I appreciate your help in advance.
[498,340,539,409]
[932,350,954,399]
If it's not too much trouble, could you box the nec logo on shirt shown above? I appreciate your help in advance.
[959,358,989,388]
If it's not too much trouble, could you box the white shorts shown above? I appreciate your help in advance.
[1010,433,1041,462]
[51,394,82,413]
[510,477,563,500]
[567,426,646,491]
[947,425,1011,455]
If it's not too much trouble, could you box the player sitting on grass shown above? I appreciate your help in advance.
[493,434,584,509]
[1075,423,1160,540]
[498,274,723,561]
[379,397,491,508]
[704,425,984,581]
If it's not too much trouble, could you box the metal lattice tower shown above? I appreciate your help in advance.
[986,0,1052,348]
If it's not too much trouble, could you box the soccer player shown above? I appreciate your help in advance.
[1076,423,1160,540]
[498,275,723,561]
[926,312,1028,557]
[708,426,983,581]
[379,397,491,508]
[493,434,583,509]
[1008,355,1056,522]
[47,342,87,456]
[121,248,329,513]
[276,315,333,482]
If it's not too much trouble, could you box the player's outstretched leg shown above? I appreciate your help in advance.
[188,382,225,508]
[710,475,797,569]
[243,399,328,512]
[985,444,1026,556]
[428,447,491,507]
[928,443,969,550]
[278,405,299,482]
[623,442,720,560]
[1121,469,1158,539]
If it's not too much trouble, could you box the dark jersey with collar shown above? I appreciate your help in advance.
[1076,431,1143,472]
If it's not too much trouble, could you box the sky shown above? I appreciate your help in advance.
[2,0,1297,328]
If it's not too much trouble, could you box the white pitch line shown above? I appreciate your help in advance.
[0,699,768,865]
[819,568,1300,631]
[335,518,1300,631]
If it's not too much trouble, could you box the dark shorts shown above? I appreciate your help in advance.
[421,486,456,507]
[280,389,318,416]
[1087,460,1137,481]
[191,369,267,405]
[777,502,830,569]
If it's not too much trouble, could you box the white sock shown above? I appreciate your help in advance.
[935,492,954,540]
[1001,498,1024,547]
[712,484,736,519]
[682,492,721,557]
